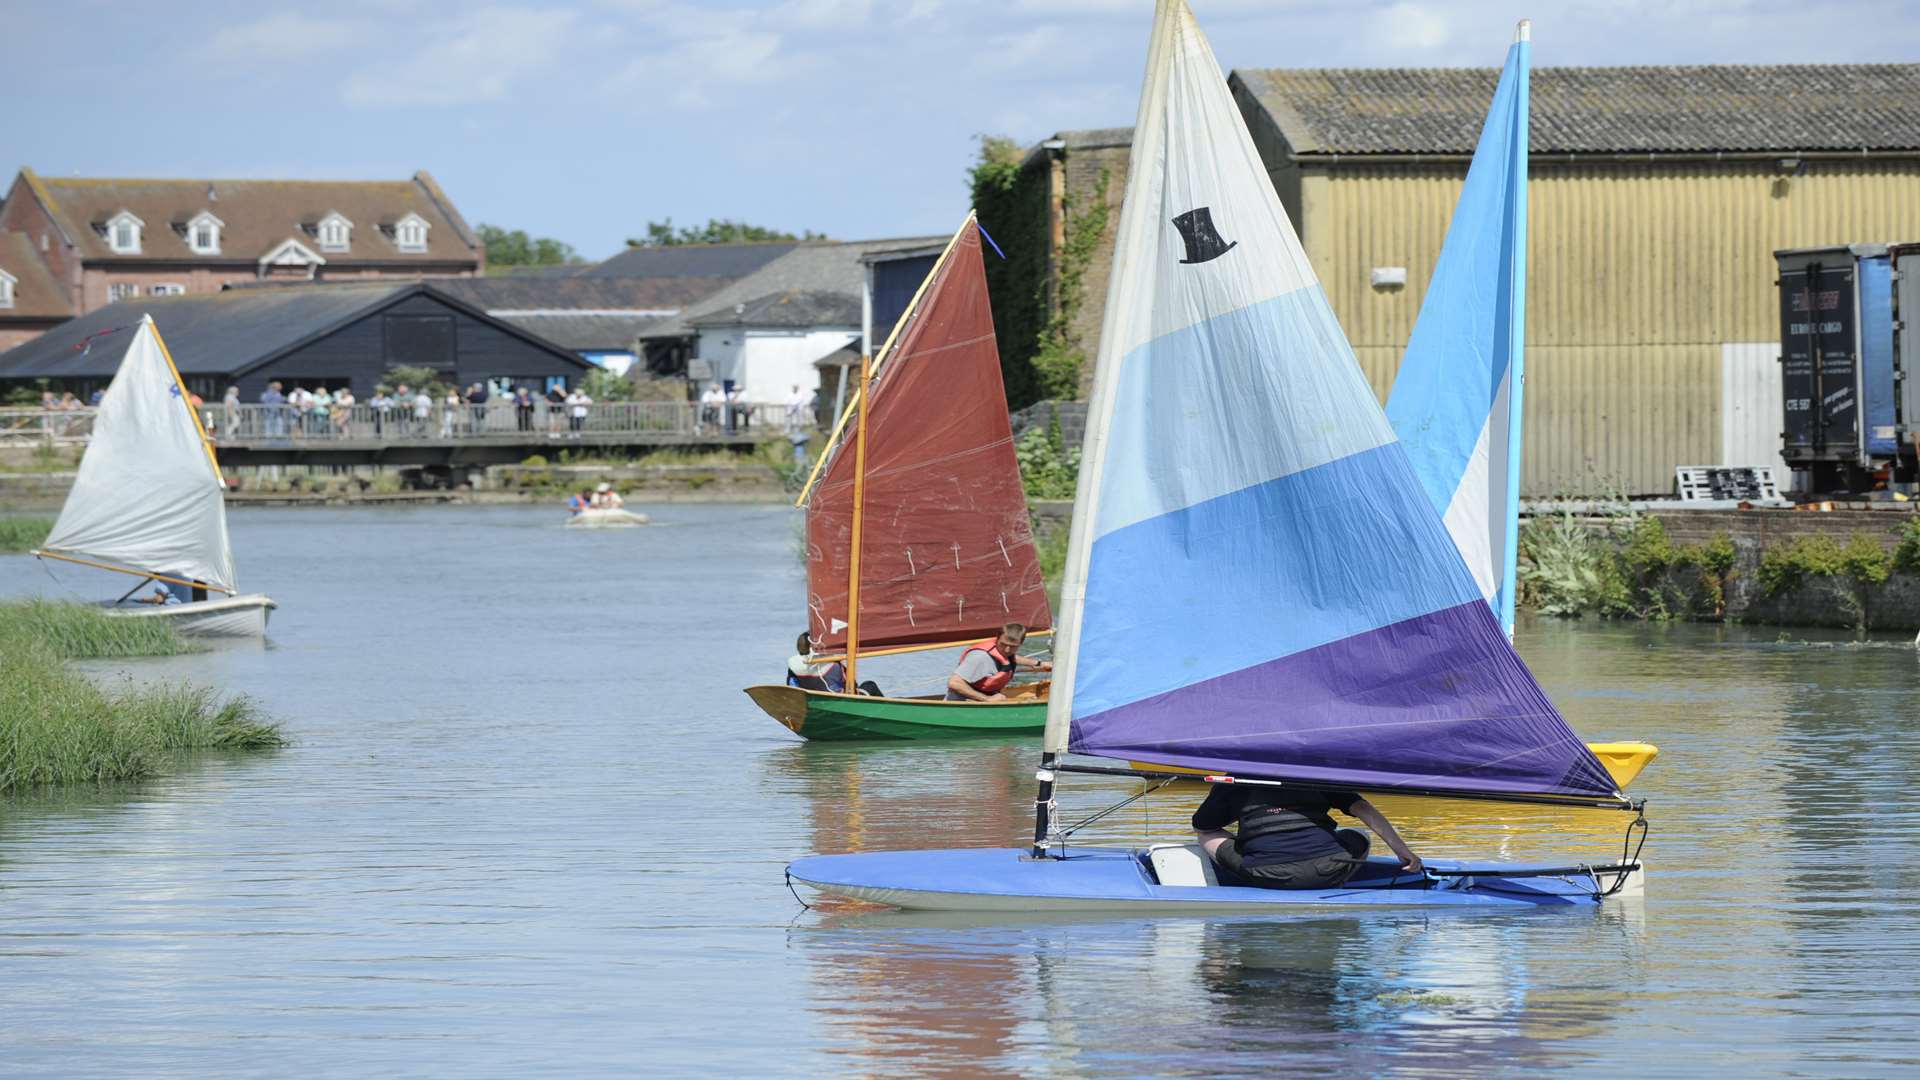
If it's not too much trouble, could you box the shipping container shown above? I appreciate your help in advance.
[1892,244,1920,469]
[1775,244,1901,492]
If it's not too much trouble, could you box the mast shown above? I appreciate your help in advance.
[844,349,872,692]
[1499,18,1531,635]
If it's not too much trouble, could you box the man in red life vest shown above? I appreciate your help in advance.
[945,622,1052,702]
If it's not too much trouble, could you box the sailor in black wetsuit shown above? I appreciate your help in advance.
[1191,784,1424,890]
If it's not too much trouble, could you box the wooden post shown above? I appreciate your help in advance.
[844,350,872,694]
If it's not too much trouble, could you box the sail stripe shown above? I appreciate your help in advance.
[1070,599,1618,798]
[1078,441,1483,718]
[1092,286,1395,540]
[1385,29,1530,633]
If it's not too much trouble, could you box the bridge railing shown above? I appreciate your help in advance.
[0,407,96,446]
[0,402,807,446]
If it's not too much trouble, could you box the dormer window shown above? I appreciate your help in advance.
[394,212,429,253]
[0,268,16,310]
[317,212,353,252]
[105,210,144,254]
[186,211,224,255]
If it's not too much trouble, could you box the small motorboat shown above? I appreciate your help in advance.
[566,507,649,527]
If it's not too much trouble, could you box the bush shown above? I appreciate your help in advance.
[1893,518,1920,575]
[0,516,54,553]
[1016,416,1080,500]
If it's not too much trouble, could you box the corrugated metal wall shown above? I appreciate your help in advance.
[1300,159,1920,494]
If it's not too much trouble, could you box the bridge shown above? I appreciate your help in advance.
[3,401,809,480]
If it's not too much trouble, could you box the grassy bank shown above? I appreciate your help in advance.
[0,601,284,793]
[0,516,53,552]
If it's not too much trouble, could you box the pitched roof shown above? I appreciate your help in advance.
[688,289,862,330]
[0,283,589,379]
[19,169,481,264]
[492,313,663,351]
[584,242,796,280]
[0,232,73,320]
[1233,63,1920,155]
[640,237,943,340]
[429,275,726,314]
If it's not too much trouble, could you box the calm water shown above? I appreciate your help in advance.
[3,504,1918,1077]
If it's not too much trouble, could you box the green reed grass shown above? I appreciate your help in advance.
[0,601,285,792]
[0,516,53,553]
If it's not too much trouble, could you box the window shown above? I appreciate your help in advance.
[394,213,429,252]
[383,314,455,370]
[317,212,352,252]
[108,283,140,302]
[185,212,223,255]
[0,269,15,309]
[105,210,144,254]
[150,283,186,296]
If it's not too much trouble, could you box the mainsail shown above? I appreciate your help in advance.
[1386,23,1531,635]
[1043,1,1615,801]
[41,316,237,595]
[806,216,1051,651]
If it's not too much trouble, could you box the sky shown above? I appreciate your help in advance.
[4,0,1916,261]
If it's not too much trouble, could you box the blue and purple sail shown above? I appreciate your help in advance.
[1386,23,1532,637]
[1043,2,1618,803]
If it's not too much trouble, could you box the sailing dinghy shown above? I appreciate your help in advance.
[33,315,276,637]
[788,1,1645,910]
[1380,22,1655,783]
[745,213,1053,740]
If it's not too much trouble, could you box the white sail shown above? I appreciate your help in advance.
[42,316,237,594]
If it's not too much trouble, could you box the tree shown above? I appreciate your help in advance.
[478,223,582,268]
[625,217,828,248]
[580,367,636,402]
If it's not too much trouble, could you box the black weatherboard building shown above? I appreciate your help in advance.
[0,282,593,400]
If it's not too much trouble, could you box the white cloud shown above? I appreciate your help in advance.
[1376,2,1452,52]
[341,6,579,108]
[600,28,812,111]
[898,0,942,23]
[208,12,362,65]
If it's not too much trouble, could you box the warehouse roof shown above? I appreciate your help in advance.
[1233,63,1920,156]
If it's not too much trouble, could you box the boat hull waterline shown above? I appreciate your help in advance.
[105,594,276,637]
[789,847,1642,911]
[566,509,649,528]
[744,684,1045,740]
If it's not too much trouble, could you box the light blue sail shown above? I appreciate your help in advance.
[1042,4,1613,801]
[1385,25,1531,636]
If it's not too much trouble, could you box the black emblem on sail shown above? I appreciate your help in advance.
[1172,207,1237,264]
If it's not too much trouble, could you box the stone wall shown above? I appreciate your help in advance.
[1650,508,1919,631]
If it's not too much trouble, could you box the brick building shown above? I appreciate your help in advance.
[0,168,483,346]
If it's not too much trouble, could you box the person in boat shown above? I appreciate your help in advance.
[944,622,1051,702]
[1192,786,1424,890]
[592,482,624,510]
[566,489,590,516]
[786,631,882,696]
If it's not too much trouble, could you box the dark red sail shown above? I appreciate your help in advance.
[806,222,1051,651]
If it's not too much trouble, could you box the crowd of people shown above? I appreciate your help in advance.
[244,378,601,440]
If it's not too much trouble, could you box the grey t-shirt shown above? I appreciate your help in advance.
[945,650,1005,700]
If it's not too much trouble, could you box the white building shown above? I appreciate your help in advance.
[687,291,858,404]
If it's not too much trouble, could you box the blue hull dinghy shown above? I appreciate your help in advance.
[783,2,1650,913]
[789,847,1642,912]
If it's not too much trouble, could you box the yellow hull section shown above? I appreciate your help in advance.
[1127,741,1658,789]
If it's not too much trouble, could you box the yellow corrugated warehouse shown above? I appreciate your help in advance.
[1016,63,1920,495]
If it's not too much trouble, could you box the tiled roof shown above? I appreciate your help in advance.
[687,289,861,329]
[584,241,796,280]
[0,283,587,379]
[22,169,481,264]
[1233,63,1920,155]
[0,232,72,320]
[641,237,943,340]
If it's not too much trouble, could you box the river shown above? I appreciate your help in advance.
[2,504,1917,1076]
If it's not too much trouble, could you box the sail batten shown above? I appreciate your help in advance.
[1044,1,1615,803]
[41,317,237,595]
[807,216,1050,651]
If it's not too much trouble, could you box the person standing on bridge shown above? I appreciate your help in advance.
[514,386,536,433]
[222,386,241,439]
[545,383,568,435]
[567,387,593,436]
[259,382,286,438]
[465,383,489,434]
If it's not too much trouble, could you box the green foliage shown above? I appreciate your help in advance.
[1519,511,1739,619]
[581,368,637,403]
[627,218,826,247]
[383,364,452,398]
[1015,415,1080,500]
[478,223,581,267]
[4,380,49,405]
[0,516,54,552]
[0,601,283,792]
[1517,510,1632,617]
[1032,168,1112,401]
[1032,519,1070,593]
[1756,534,1892,595]
[1895,518,1920,575]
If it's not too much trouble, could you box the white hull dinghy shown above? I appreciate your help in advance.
[33,316,277,638]
[785,3,1648,914]
[566,508,649,527]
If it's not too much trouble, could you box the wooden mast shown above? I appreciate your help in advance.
[843,349,872,693]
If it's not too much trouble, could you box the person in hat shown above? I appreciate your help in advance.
[591,482,624,511]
